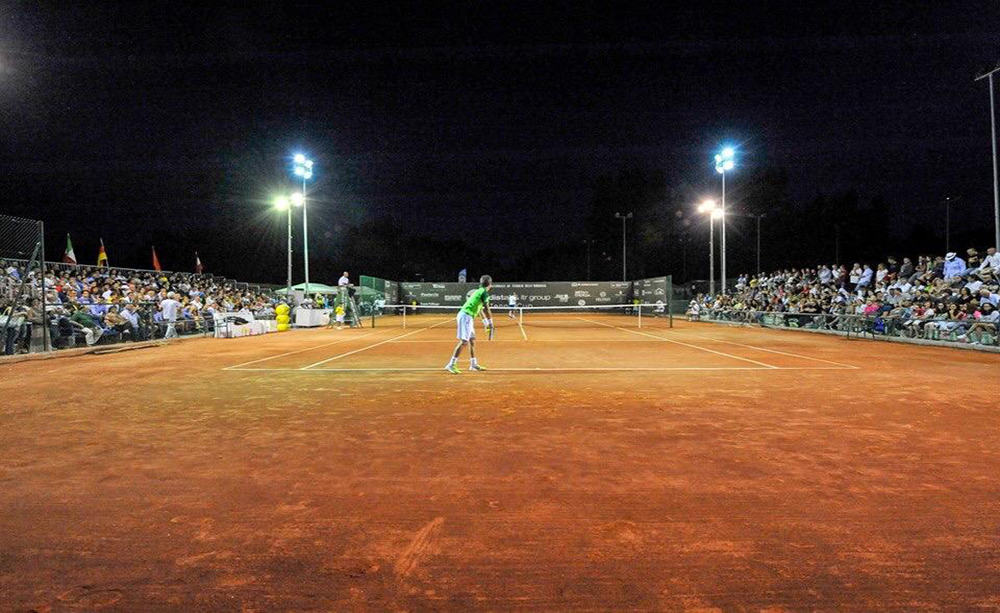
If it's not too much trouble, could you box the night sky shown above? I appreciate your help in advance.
[1,2,997,283]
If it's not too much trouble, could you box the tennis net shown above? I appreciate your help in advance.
[370,303,672,329]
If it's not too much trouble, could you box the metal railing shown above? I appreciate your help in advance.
[691,308,999,348]
[1,302,223,355]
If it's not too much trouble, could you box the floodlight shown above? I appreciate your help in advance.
[274,196,290,211]
[290,192,304,206]
[293,153,306,164]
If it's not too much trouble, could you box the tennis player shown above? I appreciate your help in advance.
[445,274,493,374]
[507,292,518,319]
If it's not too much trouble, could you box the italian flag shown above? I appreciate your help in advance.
[97,238,109,267]
[62,234,77,265]
[152,246,162,272]
[195,252,203,274]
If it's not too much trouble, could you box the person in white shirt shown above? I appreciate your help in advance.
[338,272,350,287]
[978,247,1000,276]
[857,265,874,289]
[160,292,182,338]
[507,292,518,319]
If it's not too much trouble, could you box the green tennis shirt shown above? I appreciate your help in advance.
[461,287,490,317]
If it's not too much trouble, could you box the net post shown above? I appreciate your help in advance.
[638,302,642,328]
[403,305,407,329]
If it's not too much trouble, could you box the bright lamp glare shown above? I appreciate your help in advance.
[303,171,313,180]
[721,147,735,159]
[711,209,724,220]
[294,167,305,177]
[305,160,314,169]
[290,192,304,206]
[723,160,734,170]
[293,154,306,164]
[697,200,716,213]
[274,196,290,211]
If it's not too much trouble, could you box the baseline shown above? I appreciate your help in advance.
[226,366,853,373]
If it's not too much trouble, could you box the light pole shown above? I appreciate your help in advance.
[697,200,722,296]
[274,194,303,300]
[614,212,633,281]
[714,147,735,294]
[975,66,1000,250]
[292,154,314,295]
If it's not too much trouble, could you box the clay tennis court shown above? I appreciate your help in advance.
[2,316,999,610]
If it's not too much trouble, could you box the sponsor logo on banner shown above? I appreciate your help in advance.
[574,290,590,298]
[599,291,607,298]
[445,295,462,301]
[655,288,665,295]
[419,292,440,298]
[577,299,587,306]
[555,294,569,302]
[432,284,446,289]
[571,282,600,288]
[595,296,612,303]
[528,295,551,301]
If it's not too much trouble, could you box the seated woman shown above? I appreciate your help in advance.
[961,302,998,345]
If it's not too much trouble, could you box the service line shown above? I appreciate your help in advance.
[576,317,779,369]
[299,319,453,370]
[223,329,384,370]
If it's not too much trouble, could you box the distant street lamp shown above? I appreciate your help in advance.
[614,212,633,281]
[292,154,314,294]
[274,194,303,299]
[714,146,735,294]
[697,200,723,296]
[974,67,1000,250]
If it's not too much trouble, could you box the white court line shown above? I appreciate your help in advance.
[222,330,384,370]
[299,319,453,369]
[391,338,660,343]
[518,317,528,341]
[690,335,859,369]
[577,317,780,369]
[226,366,854,373]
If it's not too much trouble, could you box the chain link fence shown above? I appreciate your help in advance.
[0,214,48,353]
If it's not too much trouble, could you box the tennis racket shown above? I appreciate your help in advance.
[484,317,495,340]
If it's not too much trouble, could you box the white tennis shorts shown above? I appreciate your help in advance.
[456,311,476,341]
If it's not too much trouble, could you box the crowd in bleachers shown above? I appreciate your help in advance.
[1,261,277,354]
[687,246,1000,345]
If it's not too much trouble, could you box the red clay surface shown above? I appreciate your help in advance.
[2,316,999,611]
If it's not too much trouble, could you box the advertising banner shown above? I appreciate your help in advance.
[398,280,631,307]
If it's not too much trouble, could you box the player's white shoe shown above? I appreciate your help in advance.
[469,364,487,371]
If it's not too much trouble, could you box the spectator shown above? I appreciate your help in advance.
[979,247,1000,276]
[160,291,182,338]
[70,303,102,345]
[899,257,914,279]
[943,252,966,280]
